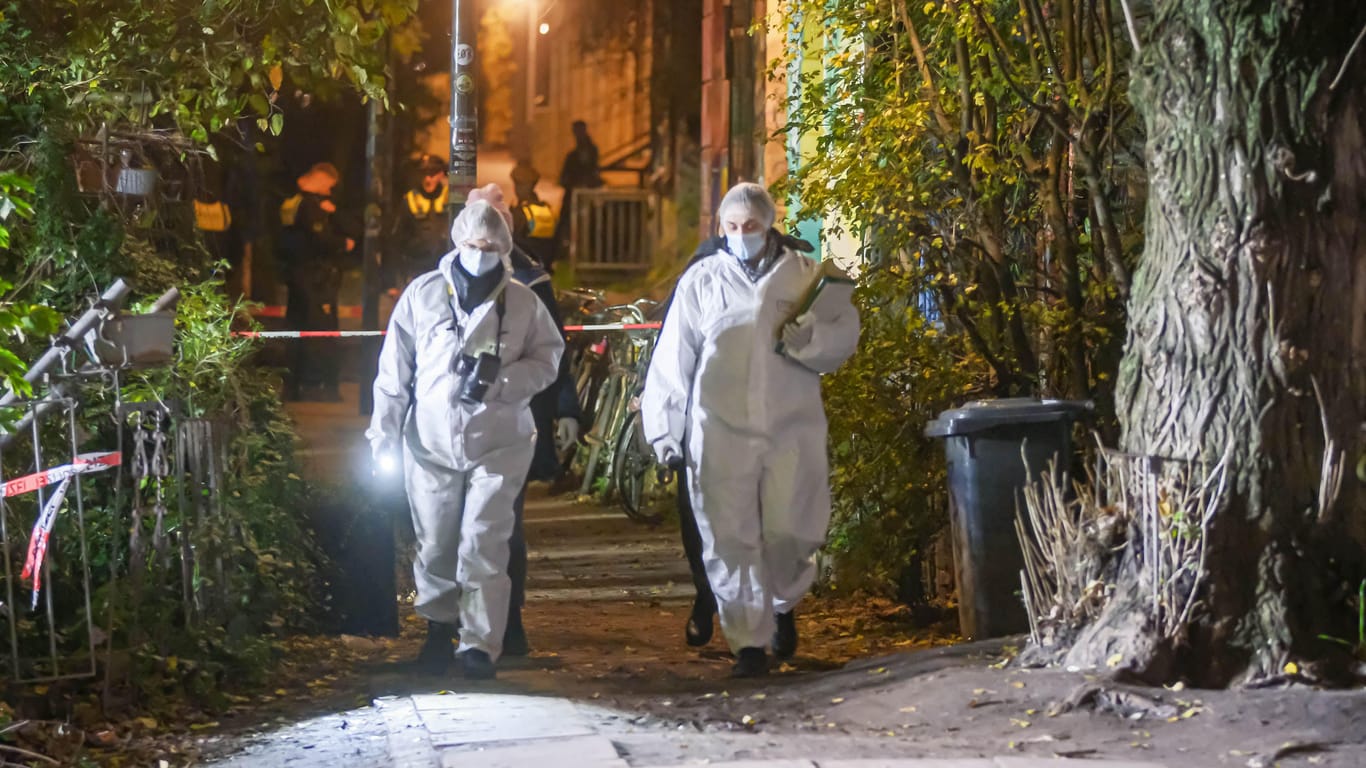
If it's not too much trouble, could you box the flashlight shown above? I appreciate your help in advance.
[378,452,398,475]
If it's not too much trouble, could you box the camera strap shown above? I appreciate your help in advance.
[493,289,506,357]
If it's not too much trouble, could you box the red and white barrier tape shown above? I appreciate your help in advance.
[233,322,661,339]
[21,478,72,607]
[3,451,121,608]
[2,451,121,499]
[565,322,661,332]
[236,330,385,338]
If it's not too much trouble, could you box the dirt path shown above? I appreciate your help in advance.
[185,387,1366,767]
[186,483,1366,767]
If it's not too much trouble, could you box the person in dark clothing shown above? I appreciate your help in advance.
[554,121,603,264]
[279,162,355,401]
[665,227,817,647]
[467,184,581,656]
[511,161,558,272]
[391,154,451,288]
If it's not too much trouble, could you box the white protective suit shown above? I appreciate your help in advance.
[367,202,564,662]
[641,243,860,652]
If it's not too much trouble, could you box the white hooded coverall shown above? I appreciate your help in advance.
[367,204,563,662]
[641,246,860,653]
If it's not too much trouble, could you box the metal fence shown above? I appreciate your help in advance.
[0,281,233,688]
[569,188,657,273]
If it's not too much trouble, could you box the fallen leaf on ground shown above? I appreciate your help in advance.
[830,697,845,704]
[1022,734,1059,743]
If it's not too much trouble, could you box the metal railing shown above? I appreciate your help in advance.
[0,279,211,687]
[569,188,657,273]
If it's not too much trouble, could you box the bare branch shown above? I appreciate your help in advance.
[0,744,60,766]
[891,1,956,136]
[1329,22,1366,91]
[1117,0,1143,54]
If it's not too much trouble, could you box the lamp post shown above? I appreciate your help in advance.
[449,0,478,222]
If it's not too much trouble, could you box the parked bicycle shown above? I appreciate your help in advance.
[558,295,674,524]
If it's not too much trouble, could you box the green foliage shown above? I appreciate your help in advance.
[822,263,985,595]
[0,277,59,401]
[773,0,1143,407]
[1318,579,1366,661]
[118,275,328,635]
[0,0,401,696]
[0,0,417,143]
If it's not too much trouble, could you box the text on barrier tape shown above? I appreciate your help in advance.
[4,451,122,608]
[2,451,121,499]
[231,322,661,339]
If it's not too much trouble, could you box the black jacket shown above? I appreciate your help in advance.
[510,247,580,481]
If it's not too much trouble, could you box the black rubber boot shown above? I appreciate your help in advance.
[685,596,715,647]
[772,611,798,660]
[731,647,769,678]
[416,621,455,675]
[461,649,497,680]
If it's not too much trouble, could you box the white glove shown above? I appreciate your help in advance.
[781,312,816,355]
[555,418,580,451]
[653,438,682,467]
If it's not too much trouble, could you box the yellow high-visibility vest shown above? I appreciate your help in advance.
[194,200,231,232]
[279,193,302,227]
[519,201,555,239]
[405,186,449,219]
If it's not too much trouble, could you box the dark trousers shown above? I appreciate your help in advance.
[508,487,528,631]
[285,277,340,398]
[678,479,716,612]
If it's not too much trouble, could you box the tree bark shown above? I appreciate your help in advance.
[1071,0,1366,685]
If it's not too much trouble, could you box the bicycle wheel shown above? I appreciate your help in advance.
[613,410,675,525]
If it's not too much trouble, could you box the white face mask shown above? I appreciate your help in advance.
[726,231,768,261]
[458,246,501,275]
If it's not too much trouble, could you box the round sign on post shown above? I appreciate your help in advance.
[454,73,475,94]
[455,44,474,67]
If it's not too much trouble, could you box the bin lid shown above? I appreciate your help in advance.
[924,398,1093,438]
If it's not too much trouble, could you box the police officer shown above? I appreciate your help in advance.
[392,154,451,287]
[279,162,354,401]
[511,161,558,272]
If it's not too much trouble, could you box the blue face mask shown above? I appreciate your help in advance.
[726,231,768,261]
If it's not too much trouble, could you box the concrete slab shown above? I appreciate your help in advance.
[988,754,1169,759]
[411,692,600,747]
[375,696,439,768]
[808,754,994,759]
[440,734,627,768]
[635,762,816,768]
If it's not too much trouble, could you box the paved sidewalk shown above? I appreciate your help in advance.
[376,691,1168,768]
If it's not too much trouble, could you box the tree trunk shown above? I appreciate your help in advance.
[1069,0,1366,685]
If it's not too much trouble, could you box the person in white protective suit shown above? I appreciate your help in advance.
[641,182,860,678]
[367,200,564,679]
